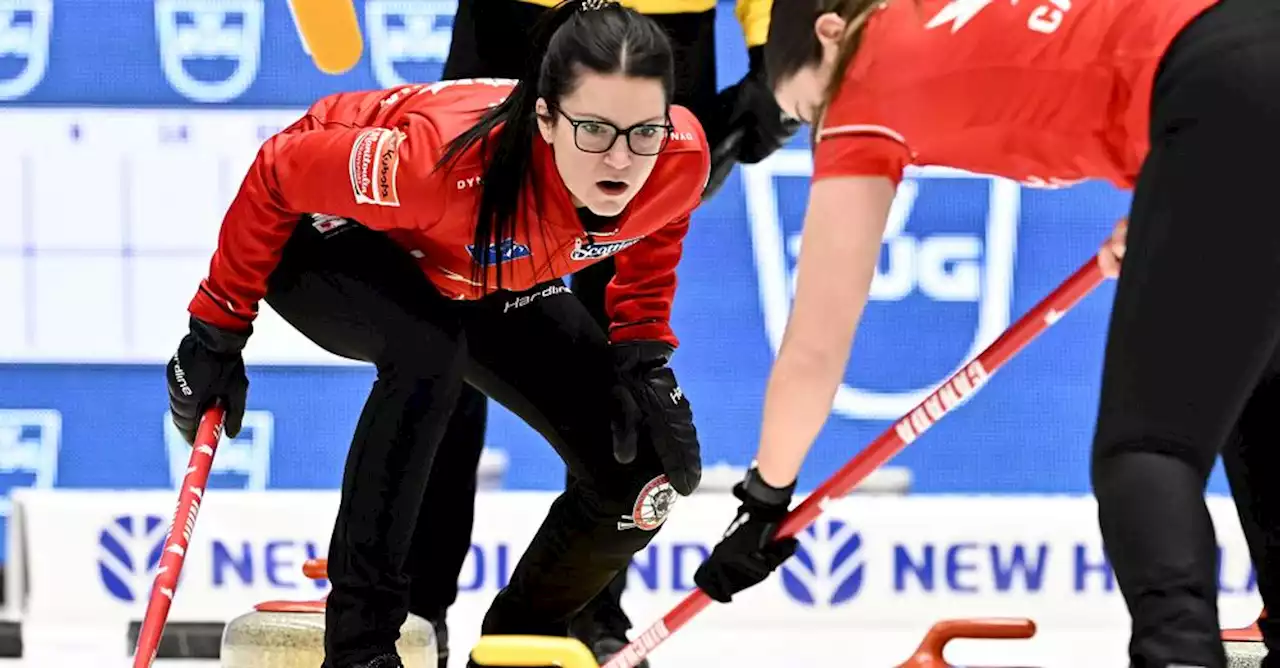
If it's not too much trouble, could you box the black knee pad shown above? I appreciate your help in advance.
[1092,434,1218,482]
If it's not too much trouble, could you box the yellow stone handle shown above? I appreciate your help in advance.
[286,0,364,75]
[470,636,600,668]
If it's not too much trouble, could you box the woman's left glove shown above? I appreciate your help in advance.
[609,340,702,496]
[694,466,799,603]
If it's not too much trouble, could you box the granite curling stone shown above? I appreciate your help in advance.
[220,600,437,668]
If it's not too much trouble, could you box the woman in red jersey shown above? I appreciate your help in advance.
[694,0,1280,666]
[163,2,708,667]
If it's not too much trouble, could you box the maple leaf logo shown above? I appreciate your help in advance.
[924,0,997,33]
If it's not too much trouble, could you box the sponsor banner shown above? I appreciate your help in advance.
[0,0,761,108]
[9,490,1262,632]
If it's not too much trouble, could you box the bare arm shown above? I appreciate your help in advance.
[754,175,898,487]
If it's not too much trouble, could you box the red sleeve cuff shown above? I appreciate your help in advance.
[609,320,678,347]
[813,133,911,185]
[189,282,254,333]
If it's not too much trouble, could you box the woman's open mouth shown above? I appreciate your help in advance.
[596,180,628,196]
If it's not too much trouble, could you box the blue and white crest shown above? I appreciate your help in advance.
[164,409,272,490]
[0,409,59,517]
[743,151,1020,420]
[155,0,263,103]
[366,0,456,89]
[0,0,52,101]
[97,514,167,603]
[780,519,867,607]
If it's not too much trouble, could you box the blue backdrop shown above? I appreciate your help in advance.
[0,0,1233,534]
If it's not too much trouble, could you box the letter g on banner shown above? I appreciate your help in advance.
[742,151,1021,421]
[0,0,53,101]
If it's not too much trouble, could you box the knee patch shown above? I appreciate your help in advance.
[586,472,679,534]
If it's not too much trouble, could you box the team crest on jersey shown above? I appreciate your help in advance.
[155,0,263,103]
[349,128,404,207]
[0,0,53,101]
[571,236,641,262]
[366,0,457,88]
[742,152,1021,421]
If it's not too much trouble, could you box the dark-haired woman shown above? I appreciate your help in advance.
[692,0,1280,666]
[164,2,708,666]
[416,0,797,664]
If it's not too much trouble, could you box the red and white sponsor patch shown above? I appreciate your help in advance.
[348,127,404,207]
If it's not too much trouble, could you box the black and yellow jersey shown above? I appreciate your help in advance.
[517,0,774,46]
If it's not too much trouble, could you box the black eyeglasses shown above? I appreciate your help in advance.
[549,108,674,156]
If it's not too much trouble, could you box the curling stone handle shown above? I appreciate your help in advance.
[896,618,1037,668]
[303,558,328,580]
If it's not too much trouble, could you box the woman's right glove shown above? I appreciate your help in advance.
[166,316,250,444]
[693,466,799,603]
[608,340,702,496]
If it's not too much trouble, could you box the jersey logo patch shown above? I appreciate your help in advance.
[349,127,404,207]
[570,237,641,261]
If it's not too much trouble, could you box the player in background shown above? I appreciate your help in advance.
[690,0,1280,666]
[164,2,708,667]
[412,0,800,664]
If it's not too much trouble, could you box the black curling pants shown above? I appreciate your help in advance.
[262,221,672,667]
[1090,0,1280,665]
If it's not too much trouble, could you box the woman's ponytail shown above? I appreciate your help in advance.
[436,0,591,292]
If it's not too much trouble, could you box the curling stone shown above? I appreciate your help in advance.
[220,559,437,668]
[1223,611,1266,668]
[896,617,1037,668]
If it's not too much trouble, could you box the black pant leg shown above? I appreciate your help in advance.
[409,0,550,641]
[405,380,488,621]
[1222,344,1280,664]
[443,0,545,80]
[459,283,675,637]
[263,222,470,666]
[1090,4,1280,665]
[653,10,718,123]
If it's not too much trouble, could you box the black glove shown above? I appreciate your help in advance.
[167,316,250,445]
[609,340,702,496]
[702,46,804,201]
[693,467,799,603]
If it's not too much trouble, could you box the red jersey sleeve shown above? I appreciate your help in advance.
[189,114,445,332]
[812,66,914,185]
[606,211,689,347]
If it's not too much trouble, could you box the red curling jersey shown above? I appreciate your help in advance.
[189,79,710,346]
[813,0,1216,189]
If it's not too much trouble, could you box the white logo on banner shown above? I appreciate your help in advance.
[163,409,273,490]
[366,0,457,88]
[0,409,60,516]
[155,0,264,103]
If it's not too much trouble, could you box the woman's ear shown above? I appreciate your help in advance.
[819,11,849,68]
[815,12,848,52]
[535,97,555,144]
